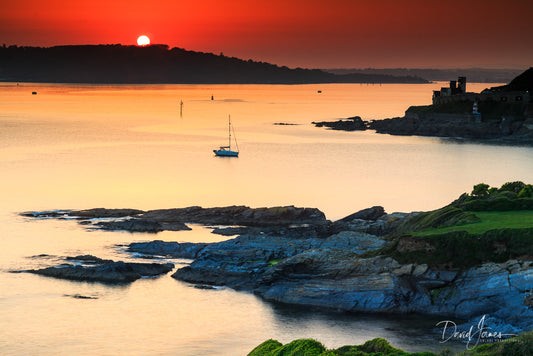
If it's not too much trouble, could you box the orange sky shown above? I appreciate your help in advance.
[1,0,532,69]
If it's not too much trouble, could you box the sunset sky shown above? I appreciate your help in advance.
[1,0,532,69]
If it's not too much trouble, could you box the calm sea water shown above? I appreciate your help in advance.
[1,82,532,355]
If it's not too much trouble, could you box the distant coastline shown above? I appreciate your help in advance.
[0,44,428,84]
[325,67,524,84]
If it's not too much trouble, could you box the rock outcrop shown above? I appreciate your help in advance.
[127,240,208,259]
[18,255,174,284]
[367,113,533,144]
[128,230,387,289]
[96,218,191,233]
[124,231,533,332]
[141,205,327,227]
[312,116,367,131]
[22,205,328,233]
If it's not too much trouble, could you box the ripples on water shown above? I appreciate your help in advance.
[1,83,531,355]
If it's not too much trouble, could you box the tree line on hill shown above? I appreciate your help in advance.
[0,44,427,84]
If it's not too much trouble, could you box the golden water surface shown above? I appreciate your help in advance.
[1,82,532,355]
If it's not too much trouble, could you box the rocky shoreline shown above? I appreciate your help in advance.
[311,68,533,145]
[312,114,533,145]
[19,197,533,334]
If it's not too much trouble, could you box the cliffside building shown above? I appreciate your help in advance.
[432,76,529,106]
[432,76,466,103]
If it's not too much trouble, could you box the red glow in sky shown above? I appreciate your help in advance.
[1,0,532,69]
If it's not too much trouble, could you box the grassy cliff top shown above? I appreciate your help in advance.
[370,181,533,269]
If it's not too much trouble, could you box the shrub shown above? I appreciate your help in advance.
[499,181,526,194]
[385,228,533,269]
[248,339,283,356]
[461,197,533,211]
[518,185,533,198]
[472,183,490,197]
[270,339,326,356]
[358,338,404,354]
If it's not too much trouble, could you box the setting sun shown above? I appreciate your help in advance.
[137,35,150,46]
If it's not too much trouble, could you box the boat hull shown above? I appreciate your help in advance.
[213,149,239,157]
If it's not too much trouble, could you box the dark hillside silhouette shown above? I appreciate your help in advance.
[490,67,533,92]
[0,44,427,84]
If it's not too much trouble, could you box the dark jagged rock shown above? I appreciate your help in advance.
[65,294,99,299]
[65,255,113,264]
[365,112,533,145]
[336,206,386,222]
[312,116,367,131]
[141,205,328,227]
[211,224,330,238]
[95,219,189,233]
[70,208,145,218]
[20,210,72,218]
[20,255,174,284]
[331,210,415,236]
[170,231,387,289]
[193,284,218,290]
[22,205,328,233]
[20,208,144,219]
[368,114,510,140]
[211,226,251,236]
[127,240,208,259]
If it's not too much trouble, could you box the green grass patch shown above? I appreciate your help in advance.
[393,206,481,237]
[414,211,533,236]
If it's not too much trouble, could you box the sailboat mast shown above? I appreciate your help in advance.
[228,115,231,149]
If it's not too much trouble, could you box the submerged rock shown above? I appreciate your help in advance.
[65,294,99,299]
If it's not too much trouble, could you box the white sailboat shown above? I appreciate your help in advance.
[213,115,239,157]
